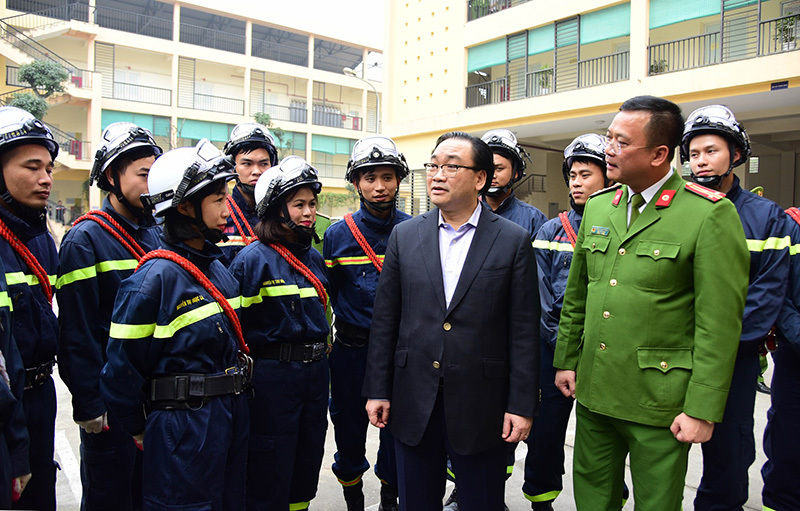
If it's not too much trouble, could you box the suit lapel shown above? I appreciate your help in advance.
[418,210,447,313]
[623,173,684,241]
[446,211,500,316]
[609,188,629,238]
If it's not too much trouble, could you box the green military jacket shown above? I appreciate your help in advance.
[554,171,750,426]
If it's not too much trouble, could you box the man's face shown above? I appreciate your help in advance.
[490,153,514,189]
[108,155,156,209]
[688,133,739,180]
[1,144,53,209]
[356,166,399,205]
[427,138,486,211]
[235,148,272,189]
[604,110,657,187]
[569,161,606,206]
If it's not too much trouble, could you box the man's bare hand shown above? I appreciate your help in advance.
[670,412,714,443]
[502,413,532,443]
[12,473,31,501]
[555,369,576,398]
[366,399,391,428]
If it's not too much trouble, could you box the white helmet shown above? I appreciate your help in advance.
[141,139,236,216]
[562,133,608,186]
[0,106,58,161]
[224,122,278,163]
[91,122,162,191]
[480,129,529,197]
[681,105,751,188]
[254,155,322,219]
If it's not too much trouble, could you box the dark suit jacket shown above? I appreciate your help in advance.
[363,206,540,455]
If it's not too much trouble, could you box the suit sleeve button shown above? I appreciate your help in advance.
[443,322,451,331]
[433,361,441,369]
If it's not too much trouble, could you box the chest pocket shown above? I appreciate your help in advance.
[631,241,681,291]
[581,236,610,281]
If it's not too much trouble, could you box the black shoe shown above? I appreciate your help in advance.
[343,481,365,511]
[378,483,399,511]
[532,501,554,511]
[443,486,459,510]
[757,381,771,394]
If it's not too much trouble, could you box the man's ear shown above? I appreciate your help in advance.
[650,146,671,168]
[104,168,116,188]
[475,169,487,192]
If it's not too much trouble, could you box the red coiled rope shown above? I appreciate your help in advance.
[559,211,578,248]
[787,207,800,226]
[226,196,255,244]
[0,218,52,304]
[344,213,382,272]
[269,242,328,309]
[136,249,249,354]
[73,210,146,260]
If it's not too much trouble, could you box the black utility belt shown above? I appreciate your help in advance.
[149,370,247,409]
[334,318,369,348]
[249,341,326,363]
[25,360,55,390]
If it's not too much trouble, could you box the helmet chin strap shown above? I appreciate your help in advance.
[279,202,317,246]
[110,171,151,223]
[183,197,226,244]
[484,181,514,198]
[690,142,736,189]
[357,188,397,213]
[238,182,255,195]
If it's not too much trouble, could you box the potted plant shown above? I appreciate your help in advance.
[538,64,552,94]
[649,59,669,75]
[776,15,797,51]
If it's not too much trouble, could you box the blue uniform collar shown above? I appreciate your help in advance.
[482,191,517,215]
[101,196,156,232]
[724,175,742,202]
[357,204,397,232]
[232,185,256,216]
[163,237,224,271]
[0,200,46,242]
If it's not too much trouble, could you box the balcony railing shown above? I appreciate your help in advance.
[311,102,362,130]
[467,0,531,21]
[0,87,30,105]
[759,14,800,56]
[180,23,245,54]
[466,77,507,108]
[251,39,309,67]
[312,163,347,179]
[251,101,310,124]
[95,5,172,40]
[111,82,171,106]
[3,2,90,26]
[648,32,720,75]
[45,122,91,161]
[578,51,629,87]
[189,92,244,115]
[525,69,554,97]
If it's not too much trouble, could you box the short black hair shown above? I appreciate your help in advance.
[433,131,494,192]
[110,146,159,176]
[570,156,606,172]
[231,140,277,165]
[619,96,684,151]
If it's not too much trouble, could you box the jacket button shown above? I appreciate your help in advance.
[599,343,606,350]
[610,279,617,286]
[443,322,451,331]
[433,361,441,369]
[619,248,626,255]
[660,361,668,369]
[592,242,596,249]
[654,249,660,256]
[603,311,610,319]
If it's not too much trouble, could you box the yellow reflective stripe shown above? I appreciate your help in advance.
[241,284,319,308]
[289,503,309,511]
[790,243,800,256]
[746,236,792,252]
[5,272,56,287]
[0,291,12,312]
[56,259,138,288]
[523,490,562,503]
[532,240,574,252]
[326,255,384,267]
[111,298,242,340]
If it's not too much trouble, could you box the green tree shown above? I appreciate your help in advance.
[18,60,69,98]
[253,112,291,158]
[8,93,48,119]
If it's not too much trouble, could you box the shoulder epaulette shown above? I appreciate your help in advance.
[685,182,726,202]
[589,183,622,198]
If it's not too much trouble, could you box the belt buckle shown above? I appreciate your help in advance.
[306,343,323,363]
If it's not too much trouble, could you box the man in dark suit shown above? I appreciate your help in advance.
[363,131,540,511]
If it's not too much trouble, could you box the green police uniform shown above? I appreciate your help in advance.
[554,171,750,509]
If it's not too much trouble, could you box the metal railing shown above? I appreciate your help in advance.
[95,5,172,40]
[311,102,362,130]
[0,87,30,105]
[467,0,531,21]
[180,23,245,54]
[578,51,629,87]
[44,121,91,161]
[6,65,25,87]
[191,92,244,115]
[759,14,800,56]
[466,77,507,108]
[513,173,546,199]
[648,32,720,75]
[2,2,90,27]
[111,82,171,106]
[525,69,554,97]
[249,101,308,124]
[251,39,309,67]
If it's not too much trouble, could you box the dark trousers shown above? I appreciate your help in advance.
[79,410,143,511]
[762,344,800,510]
[395,390,507,511]
[246,357,329,511]
[14,377,57,511]
[522,342,575,503]
[329,341,397,486]
[695,345,760,511]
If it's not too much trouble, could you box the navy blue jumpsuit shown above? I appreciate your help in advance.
[57,198,161,510]
[324,207,411,488]
[483,191,547,240]
[100,240,249,511]
[230,238,329,511]
[0,205,59,511]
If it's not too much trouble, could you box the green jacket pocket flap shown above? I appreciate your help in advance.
[637,347,692,373]
[635,241,680,260]
[582,236,610,253]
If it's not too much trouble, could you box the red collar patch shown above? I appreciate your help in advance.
[655,190,676,207]
[612,189,623,206]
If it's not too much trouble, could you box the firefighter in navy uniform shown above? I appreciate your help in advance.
[480,129,547,239]
[0,257,31,507]
[0,106,60,511]
[100,139,250,510]
[681,105,792,511]
[762,206,800,510]
[56,122,162,511]
[229,156,330,511]
[324,136,411,511]
[218,122,278,265]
